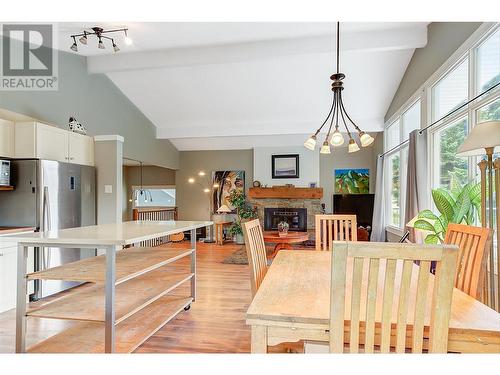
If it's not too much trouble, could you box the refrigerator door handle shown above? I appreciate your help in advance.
[42,186,51,270]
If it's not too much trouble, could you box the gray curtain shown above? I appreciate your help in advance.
[404,130,429,243]
[370,155,386,242]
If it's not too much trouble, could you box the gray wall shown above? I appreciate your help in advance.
[319,135,383,213]
[122,165,176,220]
[176,150,254,221]
[385,22,482,121]
[0,37,179,169]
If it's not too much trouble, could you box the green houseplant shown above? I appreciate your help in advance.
[410,178,481,244]
[227,189,257,244]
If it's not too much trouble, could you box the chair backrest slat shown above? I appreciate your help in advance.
[315,214,357,251]
[243,219,268,297]
[329,241,458,354]
[444,223,491,300]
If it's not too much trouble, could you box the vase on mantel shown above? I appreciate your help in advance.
[277,221,289,237]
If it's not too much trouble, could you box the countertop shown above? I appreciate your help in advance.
[0,221,213,246]
[0,227,36,235]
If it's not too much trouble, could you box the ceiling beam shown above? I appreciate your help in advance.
[87,25,427,74]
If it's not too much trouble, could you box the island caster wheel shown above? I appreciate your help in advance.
[184,305,191,311]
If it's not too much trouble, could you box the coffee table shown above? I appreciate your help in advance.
[263,231,309,258]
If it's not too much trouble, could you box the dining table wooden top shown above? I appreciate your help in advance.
[246,250,500,353]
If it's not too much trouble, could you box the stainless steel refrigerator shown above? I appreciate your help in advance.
[0,159,96,299]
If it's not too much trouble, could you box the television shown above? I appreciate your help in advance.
[333,194,375,227]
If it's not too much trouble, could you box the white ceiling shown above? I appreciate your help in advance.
[58,22,428,150]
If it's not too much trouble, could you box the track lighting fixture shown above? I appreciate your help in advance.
[69,27,130,53]
[304,22,374,154]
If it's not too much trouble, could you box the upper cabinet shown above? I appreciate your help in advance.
[0,119,15,158]
[14,122,94,166]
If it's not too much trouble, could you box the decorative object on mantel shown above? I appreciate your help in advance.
[309,182,317,188]
[271,154,299,179]
[303,22,374,154]
[252,180,261,188]
[68,116,87,135]
[334,168,369,194]
[248,186,323,199]
[277,221,289,237]
[284,183,295,188]
[457,120,500,311]
[69,27,132,53]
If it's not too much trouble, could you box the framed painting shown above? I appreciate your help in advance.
[334,168,369,194]
[271,154,299,179]
[212,170,245,213]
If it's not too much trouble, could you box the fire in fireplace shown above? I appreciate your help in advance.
[264,207,307,232]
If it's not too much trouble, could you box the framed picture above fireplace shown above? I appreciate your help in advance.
[271,154,299,179]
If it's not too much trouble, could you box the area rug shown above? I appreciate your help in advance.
[222,244,314,265]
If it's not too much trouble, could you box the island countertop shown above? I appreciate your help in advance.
[0,221,213,246]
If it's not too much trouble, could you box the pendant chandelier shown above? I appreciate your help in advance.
[304,22,374,154]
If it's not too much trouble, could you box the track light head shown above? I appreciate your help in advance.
[112,40,120,52]
[124,30,133,45]
[70,37,78,52]
[98,37,105,49]
[79,32,87,45]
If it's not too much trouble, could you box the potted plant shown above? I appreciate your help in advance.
[277,221,289,237]
[227,189,257,244]
[408,178,481,244]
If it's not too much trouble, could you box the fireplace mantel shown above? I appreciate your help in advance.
[248,187,323,199]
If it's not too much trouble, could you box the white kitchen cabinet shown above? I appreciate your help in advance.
[0,119,15,158]
[14,122,94,166]
[68,132,94,166]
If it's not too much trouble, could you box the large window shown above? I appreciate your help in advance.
[133,187,176,207]
[384,100,420,228]
[432,59,469,121]
[432,117,469,188]
[476,29,500,93]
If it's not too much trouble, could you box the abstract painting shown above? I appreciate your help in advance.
[271,154,299,178]
[212,170,245,213]
[334,168,369,194]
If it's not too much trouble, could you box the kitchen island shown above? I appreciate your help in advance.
[0,220,212,353]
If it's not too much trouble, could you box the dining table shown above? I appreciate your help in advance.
[246,250,500,353]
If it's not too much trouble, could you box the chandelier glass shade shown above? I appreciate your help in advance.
[304,22,374,153]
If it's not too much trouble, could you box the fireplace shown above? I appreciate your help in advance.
[264,207,307,232]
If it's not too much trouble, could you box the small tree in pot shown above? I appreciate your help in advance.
[227,189,257,244]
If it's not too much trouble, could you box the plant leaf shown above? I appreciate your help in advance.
[413,219,435,232]
[418,209,439,221]
[453,190,471,223]
[432,189,455,221]
[424,234,440,244]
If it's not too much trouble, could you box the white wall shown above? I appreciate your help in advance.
[253,146,319,187]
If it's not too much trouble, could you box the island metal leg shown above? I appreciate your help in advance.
[190,228,196,302]
[15,243,28,353]
[105,245,117,353]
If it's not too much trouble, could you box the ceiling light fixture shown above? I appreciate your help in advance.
[304,22,374,153]
[69,27,130,53]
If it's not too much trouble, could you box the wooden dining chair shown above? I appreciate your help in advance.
[243,219,268,297]
[444,223,491,301]
[326,241,458,353]
[315,214,357,251]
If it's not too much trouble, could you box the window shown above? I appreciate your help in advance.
[433,117,469,189]
[133,187,176,207]
[476,29,500,93]
[432,59,469,122]
[477,97,500,121]
[384,100,420,229]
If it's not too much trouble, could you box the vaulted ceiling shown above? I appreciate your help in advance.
[59,22,428,150]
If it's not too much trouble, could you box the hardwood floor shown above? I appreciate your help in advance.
[0,241,255,353]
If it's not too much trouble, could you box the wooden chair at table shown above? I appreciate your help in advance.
[242,219,268,298]
[306,241,458,353]
[315,214,357,251]
[444,223,491,302]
